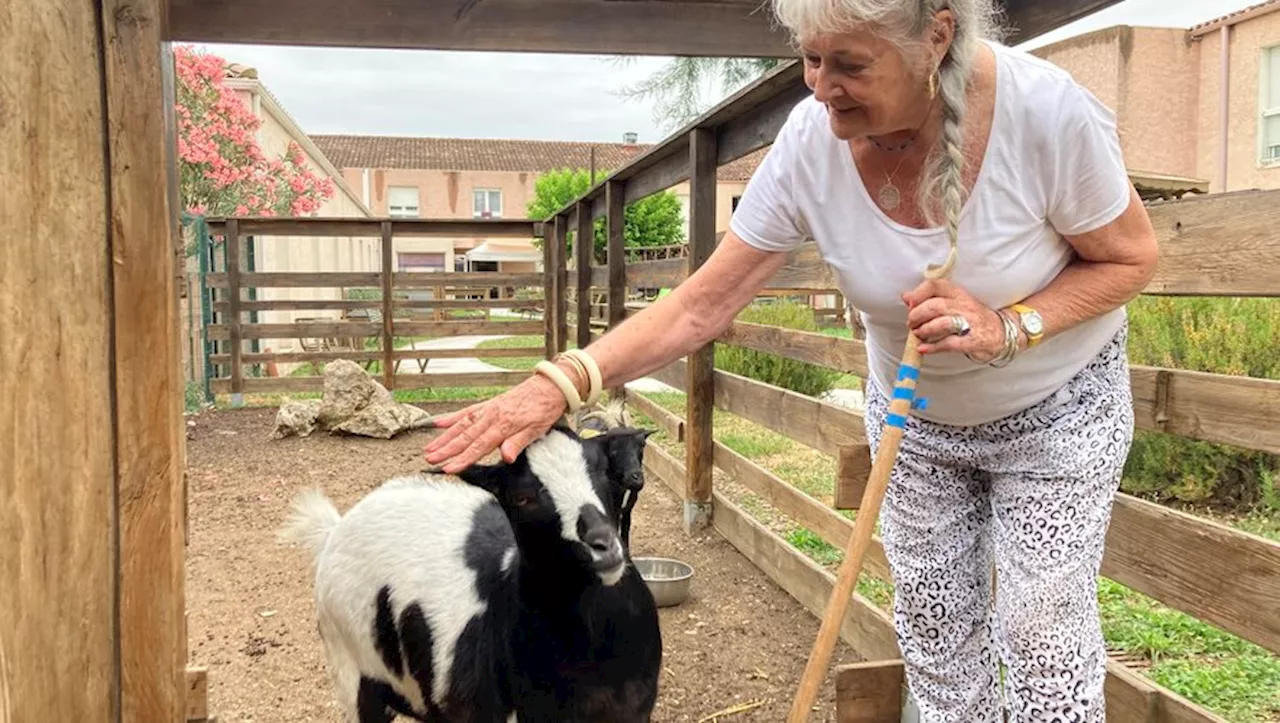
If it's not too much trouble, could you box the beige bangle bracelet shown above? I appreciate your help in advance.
[534,360,583,411]
[562,349,602,406]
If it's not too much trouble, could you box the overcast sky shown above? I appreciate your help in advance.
[199,0,1260,144]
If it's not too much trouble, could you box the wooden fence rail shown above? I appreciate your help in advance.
[205,218,548,396]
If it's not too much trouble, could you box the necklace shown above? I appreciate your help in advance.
[878,151,912,211]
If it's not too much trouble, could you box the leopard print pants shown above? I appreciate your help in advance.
[863,323,1133,722]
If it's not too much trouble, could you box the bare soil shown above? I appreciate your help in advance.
[185,406,859,722]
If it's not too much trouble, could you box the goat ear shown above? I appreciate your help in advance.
[639,428,656,440]
[456,463,504,496]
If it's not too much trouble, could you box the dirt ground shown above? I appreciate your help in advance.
[185,405,859,722]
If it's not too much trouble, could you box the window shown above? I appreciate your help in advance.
[473,188,502,218]
[1260,45,1280,164]
[731,195,742,212]
[398,252,444,272]
[388,186,420,217]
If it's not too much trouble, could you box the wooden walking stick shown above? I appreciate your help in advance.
[785,239,960,722]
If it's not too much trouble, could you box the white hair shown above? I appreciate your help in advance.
[770,0,1006,274]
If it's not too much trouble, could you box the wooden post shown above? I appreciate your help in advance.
[556,214,569,353]
[108,5,187,720]
[834,661,906,722]
[3,0,183,718]
[380,221,395,389]
[543,219,556,360]
[684,127,717,533]
[225,217,244,404]
[606,181,627,398]
[834,443,874,510]
[575,201,594,350]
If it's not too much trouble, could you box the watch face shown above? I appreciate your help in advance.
[1021,311,1044,335]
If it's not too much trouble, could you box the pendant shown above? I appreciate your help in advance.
[878,182,901,211]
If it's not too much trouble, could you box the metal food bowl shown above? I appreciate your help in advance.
[633,556,694,607]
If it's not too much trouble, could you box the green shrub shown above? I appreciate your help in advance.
[1123,296,1280,510]
[714,300,842,398]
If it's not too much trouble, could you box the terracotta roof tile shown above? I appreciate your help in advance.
[309,134,767,182]
[1189,0,1280,34]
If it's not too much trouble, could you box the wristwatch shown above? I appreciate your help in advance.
[1009,304,1044,347]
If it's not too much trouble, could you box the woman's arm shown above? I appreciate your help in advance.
[423,231,790,472]
[585,232,793,387]
[905,186,1158,357]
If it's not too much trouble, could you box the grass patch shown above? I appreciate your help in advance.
[1099,579,1280,721]
[476,334,546,371]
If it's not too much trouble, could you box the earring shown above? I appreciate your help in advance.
[928,67,939,98]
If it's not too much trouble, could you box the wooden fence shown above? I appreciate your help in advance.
[202,217,550,397]
[534,60,1280,723]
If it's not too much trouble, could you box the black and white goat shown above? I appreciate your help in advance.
[571,398,652,551]
[280,426,661,723]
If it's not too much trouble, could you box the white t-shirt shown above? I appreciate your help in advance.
[729,40,1132,426]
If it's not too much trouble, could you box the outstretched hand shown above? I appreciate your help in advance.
[902,278,1011,362]
[423,374,569,474]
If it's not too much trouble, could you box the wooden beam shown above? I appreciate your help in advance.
[556,214,569,353]
[575,202,594,350]
[834,661,905,723]
[185,666,209,722]
[106,4,187,716]
[1103,495,1280,654]
[1144,188,1280,296]
[685,127,717,533]
[380,221,394,390]
[543,221,556,360]
[394,271,544,288]
[715,328,1280,455]
[607,181,626,334]
[833,444,874,510]
[211,371,527,394]
[225,219,244,395]
[205,216,540,238]
[209,347,537,366]
[206,271,544,289]
[165,0,795,57]
[1000,0,1127,44]
[649,359,866,457]
[1,0,118,715]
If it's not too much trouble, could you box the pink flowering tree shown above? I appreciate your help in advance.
[174,45,335,221]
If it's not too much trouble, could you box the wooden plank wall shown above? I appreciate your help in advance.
[1,0,184,719]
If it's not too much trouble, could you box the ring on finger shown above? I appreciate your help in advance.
[949,314,971,337]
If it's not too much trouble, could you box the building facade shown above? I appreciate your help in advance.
[310,133,765,272]
[1031,0,1280,195]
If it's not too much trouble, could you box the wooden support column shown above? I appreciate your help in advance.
[543,220,556,360]
[684,127,717,533]
[606,181,627,397]
[3,0,184,718]
[575,202,594,350]
[556,214,569,353]
[225,218,244,402]
[380,221,395,389]
[606,181,627,329]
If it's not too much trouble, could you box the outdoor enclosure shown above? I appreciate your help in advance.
[5,0,1278,721]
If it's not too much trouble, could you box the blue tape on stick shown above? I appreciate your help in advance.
[892,386,916,401]
[912,397,929,411]
[897,365,920,382]
[885,413,908,429]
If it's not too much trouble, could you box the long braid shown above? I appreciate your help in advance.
[921,32,973,279]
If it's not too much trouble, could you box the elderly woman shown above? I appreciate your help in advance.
[427,0,1158,719]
